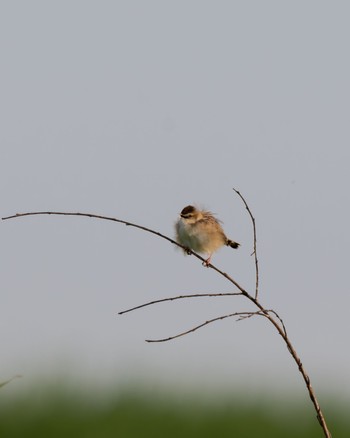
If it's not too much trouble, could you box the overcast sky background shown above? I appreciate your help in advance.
[1,1,349,404]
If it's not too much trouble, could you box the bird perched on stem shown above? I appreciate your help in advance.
[175,205,240,266]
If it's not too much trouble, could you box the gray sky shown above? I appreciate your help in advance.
[1,1,349,402]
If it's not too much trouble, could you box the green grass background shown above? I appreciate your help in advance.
[0,384,348,437]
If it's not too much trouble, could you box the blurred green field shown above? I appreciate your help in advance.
[0,385,348,437]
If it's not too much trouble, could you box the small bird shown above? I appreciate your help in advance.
[175,205,240,266]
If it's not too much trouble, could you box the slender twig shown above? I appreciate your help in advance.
[268,309,287,337]
[0,375,22,389]
[145,311,263,343]
[236,310,269,322]
[233,188,259,300]
[119,292,243,315]
[2,211,184,250]
[2,212,250,296]
[2,208,332,437]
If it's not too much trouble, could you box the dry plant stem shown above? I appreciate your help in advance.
[2,212,217,270]
[145,311,266,342]
[0,375,22,389]
[142,293,329,436]
[2,210,331,437]
[119,292,243,315]
[233,188,259,299]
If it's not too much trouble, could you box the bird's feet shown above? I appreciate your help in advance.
[202,257,211,267]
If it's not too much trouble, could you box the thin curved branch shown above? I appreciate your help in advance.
[0,375,22,389]
[2,211,250,296]
[2,211,184,249]
[233,188,259,299]
[145,311,264,343]
[119,292,243,315]
[268,309,287,337]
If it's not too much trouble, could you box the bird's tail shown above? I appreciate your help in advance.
[226,239,240,249]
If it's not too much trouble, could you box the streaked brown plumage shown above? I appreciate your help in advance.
[175,205,240,266]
